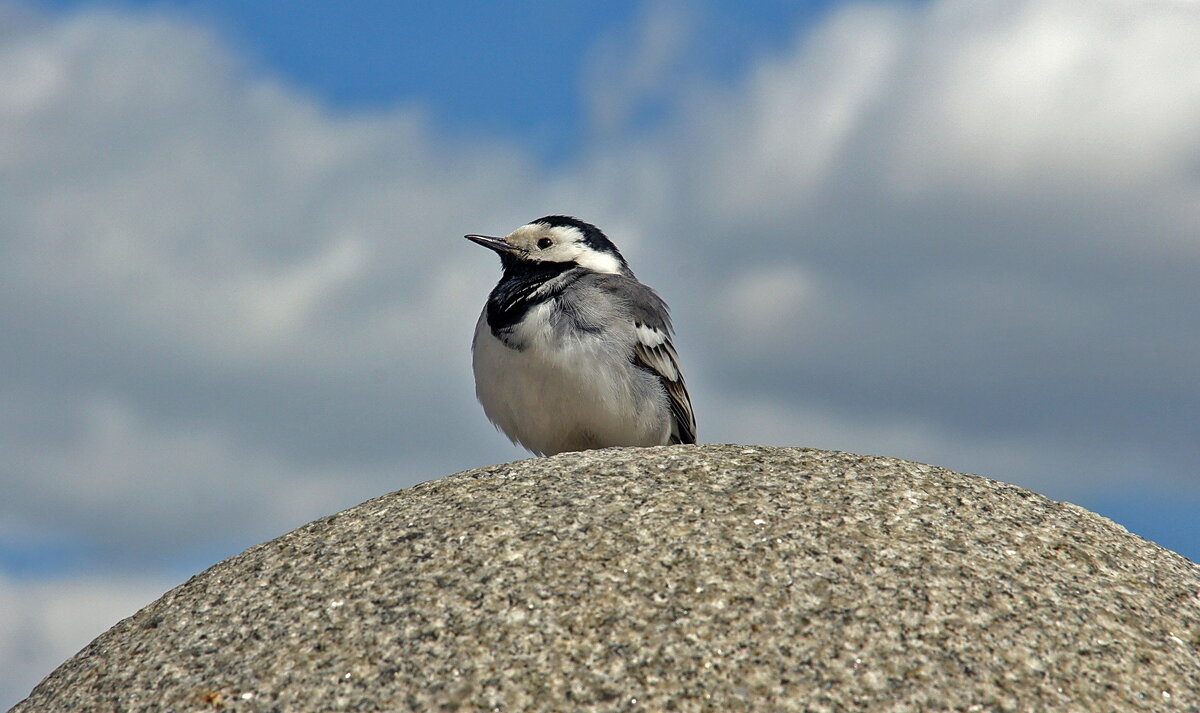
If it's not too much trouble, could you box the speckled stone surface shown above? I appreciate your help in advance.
[12,445,1200,712]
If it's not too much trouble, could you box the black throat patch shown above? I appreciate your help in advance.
[486,261,579,341]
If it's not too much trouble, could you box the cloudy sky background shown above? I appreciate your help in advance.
[3,0,1199,704]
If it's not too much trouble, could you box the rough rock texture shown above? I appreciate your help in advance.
[11,445,1200,712]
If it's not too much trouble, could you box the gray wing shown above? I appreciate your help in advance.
[592,274,697,445]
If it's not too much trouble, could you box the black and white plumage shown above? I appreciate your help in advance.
[465,215,696,456]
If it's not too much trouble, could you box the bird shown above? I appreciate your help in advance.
[465,215,696,456]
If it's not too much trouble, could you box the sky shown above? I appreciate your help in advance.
[2,0,1199,705]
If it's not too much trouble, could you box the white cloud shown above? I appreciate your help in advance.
[688,2,916,214]
[0,1,537,560]
[883,0,1200,195]
[583,0,694,135]
[0,571,174,710]
[639,0,1200,501]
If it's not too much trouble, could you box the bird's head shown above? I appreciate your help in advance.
[465,216,630,276]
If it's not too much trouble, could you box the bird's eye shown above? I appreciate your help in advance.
[537,238,553,249]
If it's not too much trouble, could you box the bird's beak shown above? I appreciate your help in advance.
[464,234,519,254]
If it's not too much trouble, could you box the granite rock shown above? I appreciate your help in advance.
[12,445,1200,712]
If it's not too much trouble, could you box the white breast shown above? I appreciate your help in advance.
[471,306,671,455]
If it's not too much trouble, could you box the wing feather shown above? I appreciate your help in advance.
[584,273,697,444]
[632,320,697,445]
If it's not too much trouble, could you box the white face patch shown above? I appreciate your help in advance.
[571,246,624,275]
[503,222,626,275]
[545,225,584,244]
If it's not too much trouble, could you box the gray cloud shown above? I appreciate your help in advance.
[622,0,1200,497]
[3,0,1198,558]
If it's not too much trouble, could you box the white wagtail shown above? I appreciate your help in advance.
[465,215,696,456]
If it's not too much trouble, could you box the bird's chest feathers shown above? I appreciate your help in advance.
[498,301,558,351]
[487,268,607,354]
[492,299,606,358]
